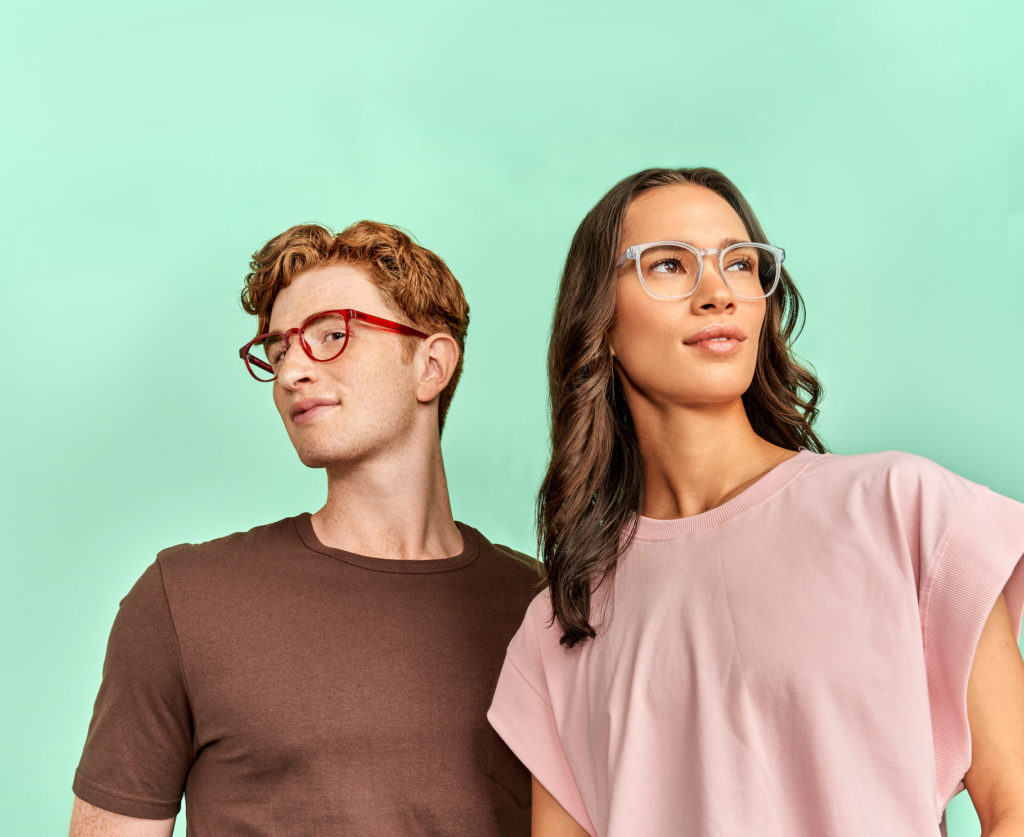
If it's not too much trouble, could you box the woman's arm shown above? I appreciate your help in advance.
[532,775,589,837]
[964,594,1024,835]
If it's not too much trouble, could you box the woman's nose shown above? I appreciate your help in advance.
[691,253,736,311]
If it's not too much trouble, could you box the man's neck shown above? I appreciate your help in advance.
[310,438,463,561]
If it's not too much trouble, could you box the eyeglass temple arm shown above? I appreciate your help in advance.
[348,310,429,339]
[239,345,275,374]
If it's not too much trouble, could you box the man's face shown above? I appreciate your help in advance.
[267,264,420,470]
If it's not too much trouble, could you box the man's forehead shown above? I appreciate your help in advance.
[268,263,382,329]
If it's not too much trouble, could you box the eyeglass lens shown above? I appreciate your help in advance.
[637,244,780,299]
[251,312,351,379]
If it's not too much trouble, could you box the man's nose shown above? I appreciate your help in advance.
[276,333,317,388]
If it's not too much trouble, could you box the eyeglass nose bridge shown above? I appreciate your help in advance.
[275,325,321,374]
[691,246,729,292]
[256,326,317,384]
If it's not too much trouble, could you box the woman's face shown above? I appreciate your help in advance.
[608,183,767,411]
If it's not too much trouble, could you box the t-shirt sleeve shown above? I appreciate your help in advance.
[73,560,193,819]
[487,595,597,837]
[916,469,1024,810]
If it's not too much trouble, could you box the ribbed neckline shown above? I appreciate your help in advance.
[293,513,480,573]
[633,449,824,540]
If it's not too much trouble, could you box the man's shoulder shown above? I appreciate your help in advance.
[155,515,304,574]
[460,523,541,579]
[487,541,541,574]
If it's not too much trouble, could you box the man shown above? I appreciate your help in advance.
[70,221,536,835]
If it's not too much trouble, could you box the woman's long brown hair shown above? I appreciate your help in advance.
[538,167,825,647]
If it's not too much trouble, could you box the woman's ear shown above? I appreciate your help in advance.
[415,333,459,406]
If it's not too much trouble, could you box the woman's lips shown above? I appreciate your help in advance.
[688,337,743,354]
[683,324,747,355]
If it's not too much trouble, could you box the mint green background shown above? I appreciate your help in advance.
[2,1,1020,833]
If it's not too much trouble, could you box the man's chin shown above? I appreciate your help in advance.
[294,446,368,471]
[294,448,335,469]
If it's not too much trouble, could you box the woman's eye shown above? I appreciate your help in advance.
[324,331,346,343]
[651,259,685,273]
[726,258,755,272]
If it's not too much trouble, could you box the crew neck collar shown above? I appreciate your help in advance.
[633,449,823,540]
[293,514,480,573]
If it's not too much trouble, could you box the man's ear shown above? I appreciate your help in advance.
[415,333,459,406]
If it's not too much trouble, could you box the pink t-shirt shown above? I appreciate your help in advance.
[487,450,1024,836]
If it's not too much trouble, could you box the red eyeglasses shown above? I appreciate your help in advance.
[239,309,429,382]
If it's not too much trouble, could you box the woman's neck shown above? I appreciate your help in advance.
[632,398,796,520]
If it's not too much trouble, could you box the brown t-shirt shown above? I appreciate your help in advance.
[74,515,538,835]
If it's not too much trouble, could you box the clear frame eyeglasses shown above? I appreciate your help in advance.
[615,241,786,301]
[238,308,428,382]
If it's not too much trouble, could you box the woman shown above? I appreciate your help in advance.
[487,168,1024,836]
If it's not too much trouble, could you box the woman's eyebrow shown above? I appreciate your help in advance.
[661,236,748,248]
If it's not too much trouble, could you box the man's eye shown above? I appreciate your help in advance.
[263,340,287,365]
[323,331,347,343]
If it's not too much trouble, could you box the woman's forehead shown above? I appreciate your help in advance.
[622,183,748,246]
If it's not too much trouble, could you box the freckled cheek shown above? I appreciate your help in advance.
[272,386,289,420]
[345,362,412,416]
[352,379,391,416]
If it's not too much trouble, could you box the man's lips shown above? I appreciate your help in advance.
[290,397,339,424]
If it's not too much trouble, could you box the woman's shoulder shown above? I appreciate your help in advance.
[797,451,998,552]
[806,449,982,498]
[504,586,579,671]
[520,586,557,631]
